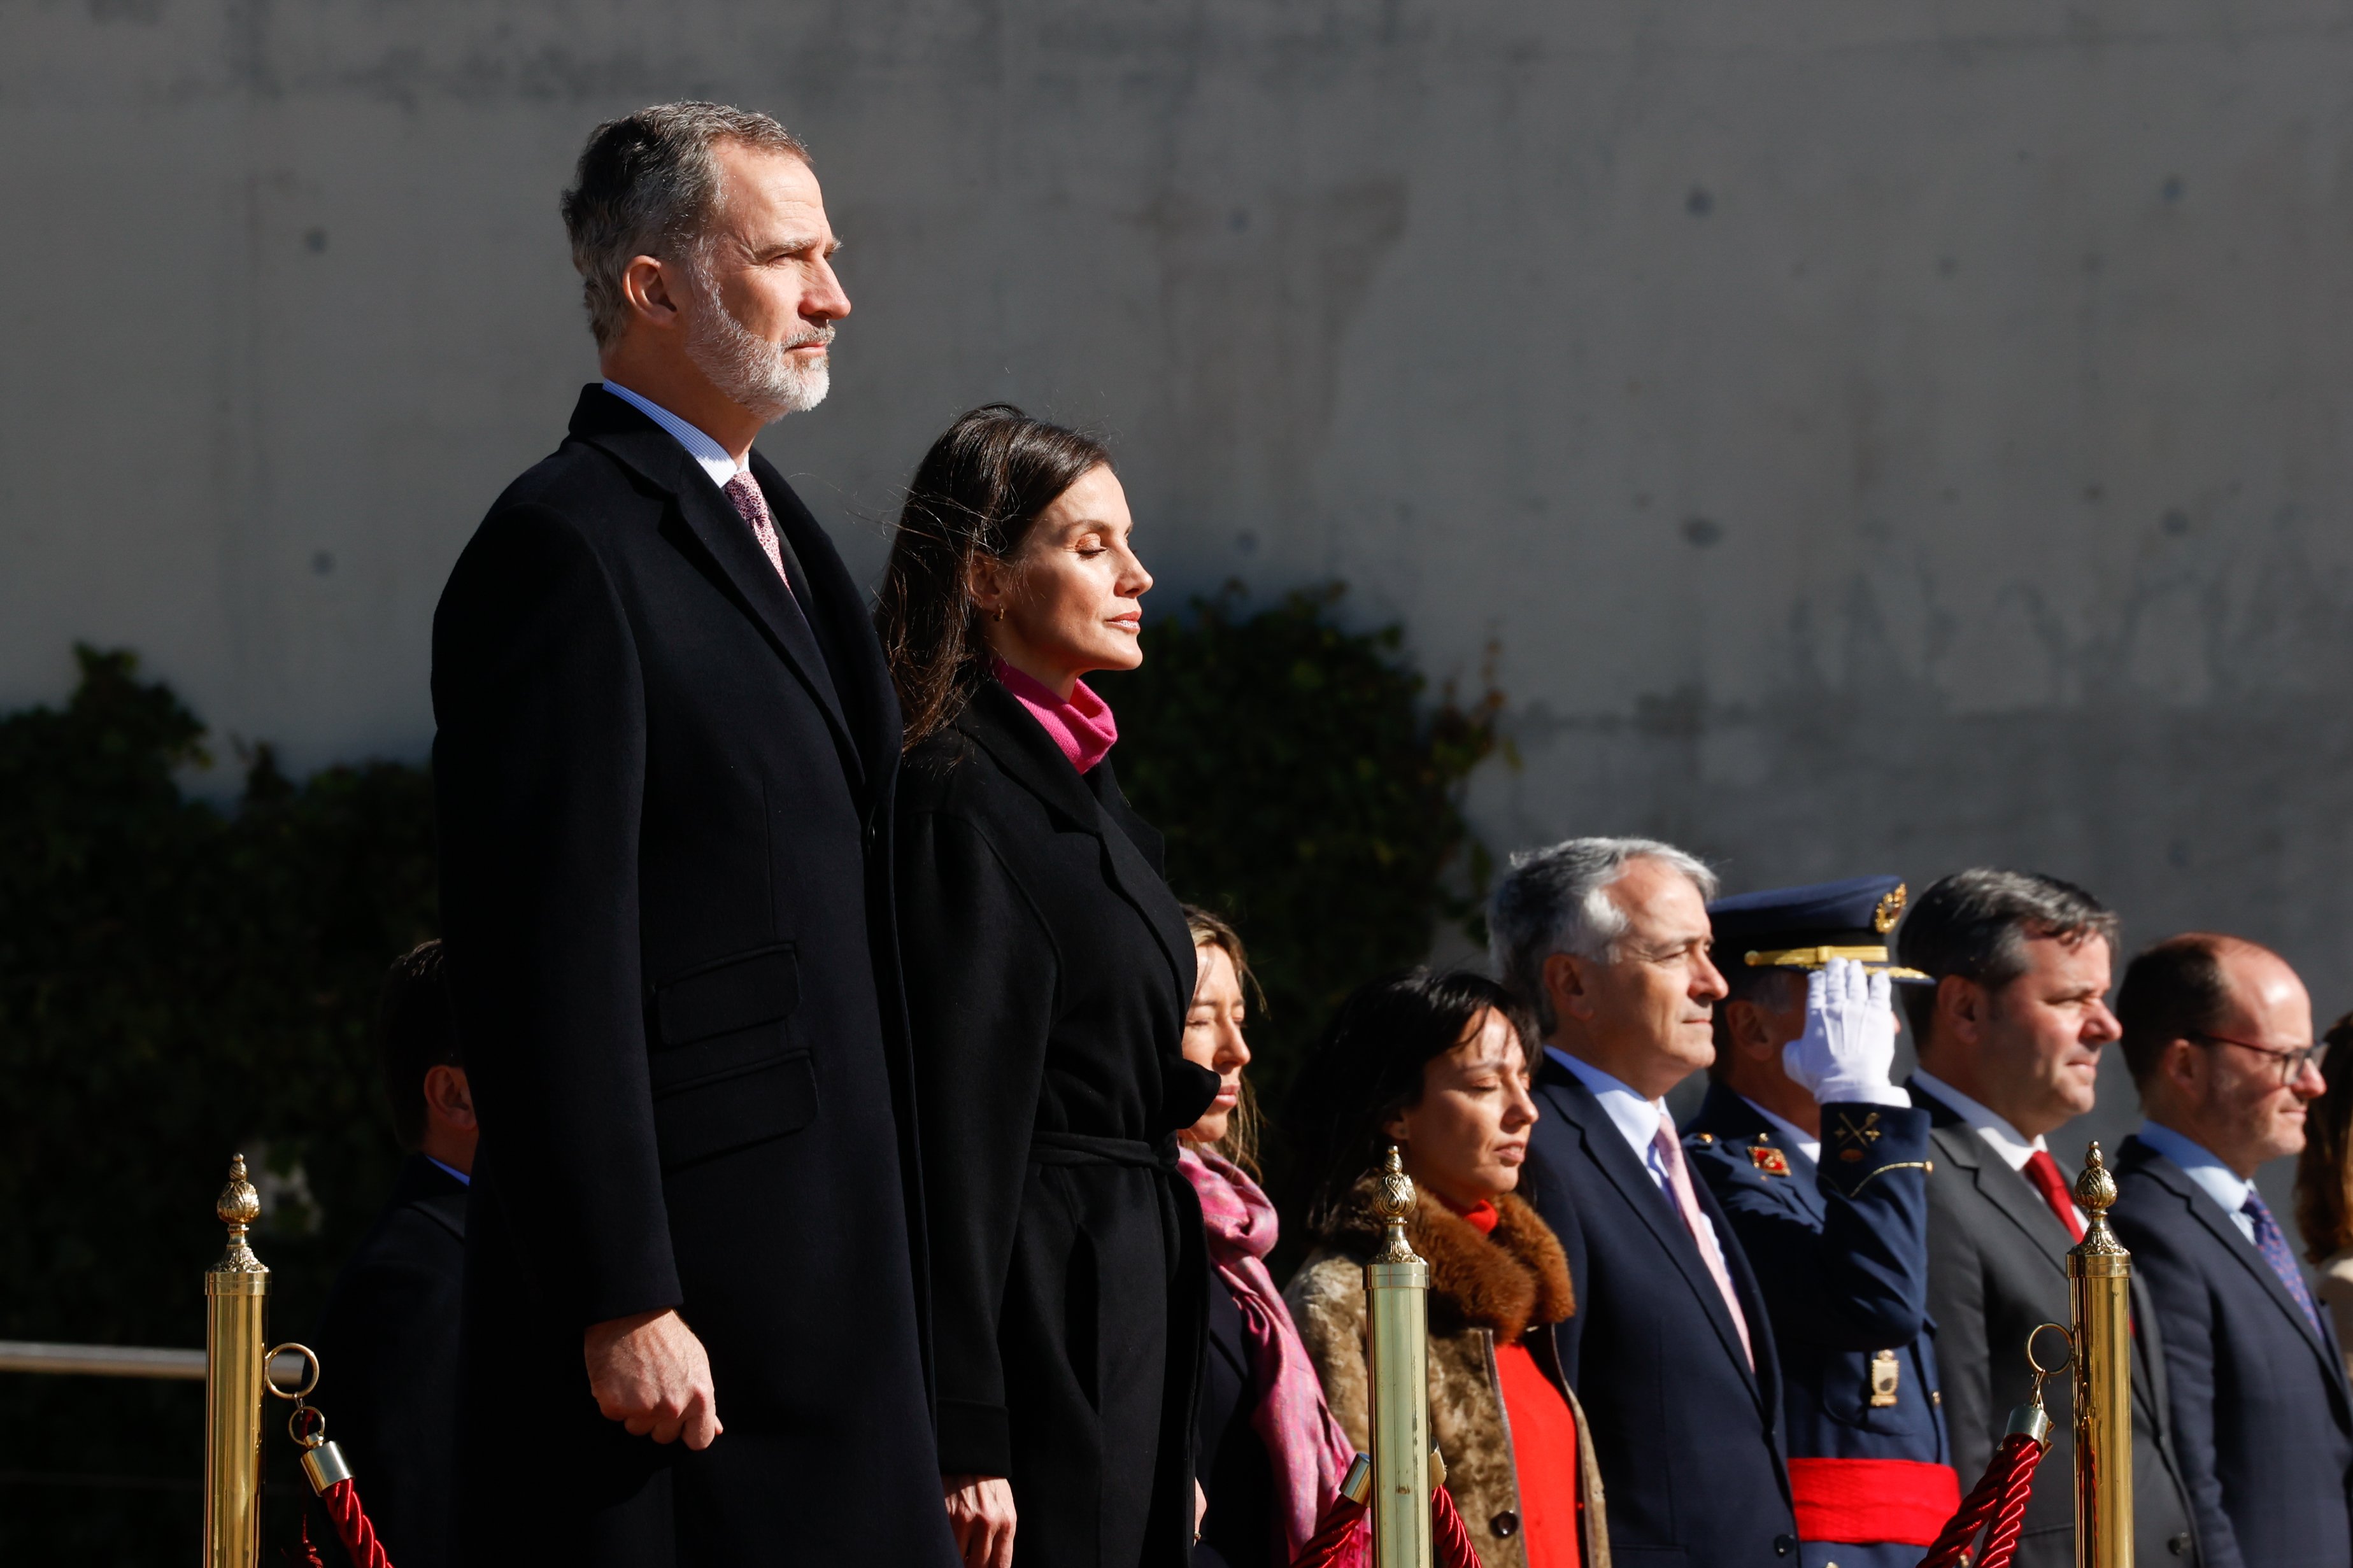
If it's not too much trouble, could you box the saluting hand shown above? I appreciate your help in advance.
[942,1474,1016,1568]
[583,1308,723,1449]
[1783,956,1903,1106]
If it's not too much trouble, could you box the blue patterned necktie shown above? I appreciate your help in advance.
[2242,1188,2323,1338]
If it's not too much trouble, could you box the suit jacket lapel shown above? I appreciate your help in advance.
[2135,1144,2334,1361]
[569,390,862,779]
[1536,1059,1766,1406]
[1912,1083,2075,1273]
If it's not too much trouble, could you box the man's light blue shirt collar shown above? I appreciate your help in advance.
[1546,1047,1667,1160]
[2136,1120,2256,1241]
[602,381,743,490]
[427,1157,471,1187]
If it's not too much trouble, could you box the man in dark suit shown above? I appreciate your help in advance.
[1688,879,1956,1568]
[2110,933,2353,1567]
[1897,870,2201,1567]
[1493,836,1802,1567]
[433,103,955,1566]
[312,941,474,1568]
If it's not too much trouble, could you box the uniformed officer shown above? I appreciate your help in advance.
[1684,877,1958,1568]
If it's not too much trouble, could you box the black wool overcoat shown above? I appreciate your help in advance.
[309,1154,469,1568]
[432,386,955,1568]
[893,680,1218,1568]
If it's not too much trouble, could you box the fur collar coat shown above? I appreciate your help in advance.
[1286,1180,1610,1568]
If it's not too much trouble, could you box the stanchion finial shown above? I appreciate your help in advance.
[2073,1141,2126,1256]
[215,1154,263,1273]
[1373,1145,1421,1265]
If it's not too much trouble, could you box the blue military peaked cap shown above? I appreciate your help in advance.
[1707,874,1932,983]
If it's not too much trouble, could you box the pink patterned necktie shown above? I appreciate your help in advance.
[722,472,794,597]
[1653,1110,1754,1369]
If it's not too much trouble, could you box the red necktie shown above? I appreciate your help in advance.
[2022,1150,2086,1243]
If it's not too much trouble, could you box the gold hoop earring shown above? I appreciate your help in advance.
[994,607,1006,623]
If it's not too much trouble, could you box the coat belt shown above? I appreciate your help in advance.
[1787,1457,1962,1546]
[1027,1129,1176,1169]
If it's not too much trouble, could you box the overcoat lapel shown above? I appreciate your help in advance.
[750,449,900,792]
[569,390,862,779]
[955,682,1191,996]
[1536,1059,1767,1409]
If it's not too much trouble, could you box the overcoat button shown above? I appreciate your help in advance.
[1774,1534,1797,1556]
[2168,1534,2191,1555]
[1491,1511,1519,1537]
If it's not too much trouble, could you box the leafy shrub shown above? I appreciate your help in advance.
[1104,583,1502,1107]
[0,591,1496,1556]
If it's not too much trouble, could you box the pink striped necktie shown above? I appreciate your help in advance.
[1653,1110,1755,1369]
[723,472,795,598]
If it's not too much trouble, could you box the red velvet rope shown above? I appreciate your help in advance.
[318,1478,395,1568]
[1289,1487,1488,1568]
[1913,1431,2048,1568]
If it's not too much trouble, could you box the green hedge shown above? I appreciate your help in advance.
[0,590,1496,1559]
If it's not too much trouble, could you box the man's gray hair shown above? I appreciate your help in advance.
[1488,837,1719,1033]
[560,102,810,349]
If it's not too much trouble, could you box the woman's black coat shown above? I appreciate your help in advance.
[895,679,1219,1568]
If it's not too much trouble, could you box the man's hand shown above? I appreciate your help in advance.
[583,1308,722,1449]
[1782,957,1905,1107]
[942,1474,1016,1568]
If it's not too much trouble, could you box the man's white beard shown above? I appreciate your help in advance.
[683,272,832,423]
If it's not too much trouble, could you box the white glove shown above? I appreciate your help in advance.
[1781,957,1907,1108]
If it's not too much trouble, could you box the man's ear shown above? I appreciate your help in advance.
[620,254,685,332]
[1724,998,1777,1062]
[423,1063,477,1131]
[2158,1038,2205,1101]
[1542,950,1593,1026]
[1937,974,1988,1050]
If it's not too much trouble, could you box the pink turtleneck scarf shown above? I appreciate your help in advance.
[992,656,1119,773]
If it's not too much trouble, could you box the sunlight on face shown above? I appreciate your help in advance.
[1385,1008,1539,1211]
[981,466,1153,696]
[1181,943,1251,1147]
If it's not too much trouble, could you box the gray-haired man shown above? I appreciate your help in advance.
[433,104,955,1565]
[1494,837,1802,1566]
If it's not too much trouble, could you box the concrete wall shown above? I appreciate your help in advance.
[11,1,2353,1199]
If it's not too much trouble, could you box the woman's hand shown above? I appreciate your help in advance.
[942,1474,1016,1568]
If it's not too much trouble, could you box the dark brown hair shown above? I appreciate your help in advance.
[1182,905,1267,1175]
[875,405,1113,748]
[2115,933,2244,1087]
[380,940,462,1148]
[1281,968,1535,1238]
[1896,868,2119,1043]
[2297,1011,2353,1262]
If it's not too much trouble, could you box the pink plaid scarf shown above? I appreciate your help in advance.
[1178,1146,1358,1561]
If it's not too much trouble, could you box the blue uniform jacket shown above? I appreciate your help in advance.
[2110,1136,2353,1568]
[1525,1056,1799,1567]
[1684,1084,1951,1568]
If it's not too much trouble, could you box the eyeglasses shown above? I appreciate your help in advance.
[2189,1032,2321,1085]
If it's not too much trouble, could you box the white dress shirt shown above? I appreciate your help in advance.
[2135,1120,2257,1245]
[1913,1067,2087,1230]
[1549,1047,1730,1255]
[603,381,744,488]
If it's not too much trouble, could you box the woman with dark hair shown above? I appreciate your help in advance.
[882,405,1219,1568]
[2296,1010,2353,1381]
[1176,907,1356,1568]
[1284,971,1609,1568]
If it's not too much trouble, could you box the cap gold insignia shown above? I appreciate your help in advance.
[1747,1144,1791,1177]
[1873,883,1907,935]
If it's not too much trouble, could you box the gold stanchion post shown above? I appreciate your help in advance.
[1365,1146,1433,1568]
[2069,1142,2132,1568]
[205,1155,270,1568]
